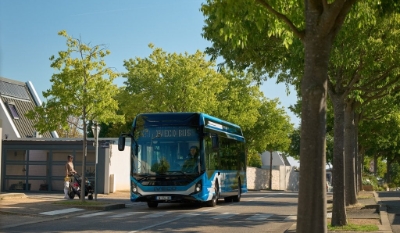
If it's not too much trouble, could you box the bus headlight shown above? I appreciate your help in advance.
[131,181,139,194]
[195,180,202,193]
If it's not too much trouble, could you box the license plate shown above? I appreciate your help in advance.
[156,196,171,200]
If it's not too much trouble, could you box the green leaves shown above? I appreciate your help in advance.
[120,45,226,116]
[26,30,124,135]
[118,45,293,158]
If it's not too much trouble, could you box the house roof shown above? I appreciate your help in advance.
[0,76,54,138]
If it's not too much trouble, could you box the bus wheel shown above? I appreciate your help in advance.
[232,180,241,202]
[207,180,219,207]
[147,202,158,208]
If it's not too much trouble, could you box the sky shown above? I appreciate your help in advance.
[0,1,300,166]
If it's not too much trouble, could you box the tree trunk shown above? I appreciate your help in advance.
[358,146,365,191]
[387,160,391,184]
[344,102,357,205]
[296,33,331,233]
[269,150,273,190]
[355,113,361,193]
[329,93,347,226]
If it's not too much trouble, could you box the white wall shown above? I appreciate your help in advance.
[107,143,130,192]
[260,151,286,167]
[0,101,19,139]
[246,166,299,191]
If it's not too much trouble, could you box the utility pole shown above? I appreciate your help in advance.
[92,121,101,201]
[269,150,273,190]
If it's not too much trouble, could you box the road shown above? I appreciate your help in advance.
[1,191,298,233]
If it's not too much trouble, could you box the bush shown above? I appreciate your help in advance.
[363,175,381,191]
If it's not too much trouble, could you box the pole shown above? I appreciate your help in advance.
[95,123,99,201]
[92,121,100,201]
[269,151,273,190]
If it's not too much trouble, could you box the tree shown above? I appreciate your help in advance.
[326,8,400,209]
[56,116,82,138]
[286,127,334,167]
[121,44,226,115]
[247,149,262,167]
[201,1,397,229]
[119,45,293,166]
[243,97,293,188]
[26,30,124,201]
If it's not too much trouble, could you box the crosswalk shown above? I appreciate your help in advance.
[39,208,296,222]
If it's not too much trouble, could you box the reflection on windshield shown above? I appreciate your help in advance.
[132,127,201,174]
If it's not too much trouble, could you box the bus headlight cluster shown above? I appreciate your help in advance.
[195,180,202,193]
[131,181,139,194]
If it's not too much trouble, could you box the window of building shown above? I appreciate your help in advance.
[7,102,20,119]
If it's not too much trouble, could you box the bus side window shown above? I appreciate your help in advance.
[206,134,219,170]
[211,134,219,149]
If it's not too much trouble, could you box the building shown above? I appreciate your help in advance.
[0,77,58,139]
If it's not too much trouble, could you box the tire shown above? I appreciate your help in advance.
[207,180,219,207]
[88,195,93,200]
[232,179,241,202]
[68,187,75,199]
[147,202,158,208]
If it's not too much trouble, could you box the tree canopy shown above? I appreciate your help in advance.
[26,30,124,201]
[117,45,293,166]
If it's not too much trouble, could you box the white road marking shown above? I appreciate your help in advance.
[40,208,83,215]
[77,212,108,218]
[176,212,201,218]
[246,213,273,221]
[140,212,169,218]
[284,215,297,221]
[129,216,184,232]
[111,212,146,218]
[200,207,221,212]
[212,212,238,219]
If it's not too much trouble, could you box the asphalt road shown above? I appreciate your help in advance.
[1,192,299,233]
[378,191,400,233]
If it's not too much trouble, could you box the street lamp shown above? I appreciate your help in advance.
[91,121,101,201]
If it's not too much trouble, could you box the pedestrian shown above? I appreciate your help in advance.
[64,155,77,199]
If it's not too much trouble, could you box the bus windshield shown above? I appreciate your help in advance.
[132,126,201,175]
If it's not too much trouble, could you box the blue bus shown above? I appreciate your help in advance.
[118,112,247,208]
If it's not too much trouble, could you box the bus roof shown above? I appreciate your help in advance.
[133,112,243,137]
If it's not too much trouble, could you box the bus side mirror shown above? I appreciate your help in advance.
[118,135,126,151]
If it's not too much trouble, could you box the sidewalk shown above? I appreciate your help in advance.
[285,191,393,233]
[0,191,129,230]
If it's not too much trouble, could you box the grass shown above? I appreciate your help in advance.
[328,223,379,231]
[53,200,111,206]
[358,194,374,199]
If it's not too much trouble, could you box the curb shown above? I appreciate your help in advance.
[0,193,27,200]
[374,191,393,233]
[285,223,296,233]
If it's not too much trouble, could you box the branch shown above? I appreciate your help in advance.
[343,70,362,98]
[357,65,398,92]
[362,81,400,104]
[320,0,357,37]
[255,0,305,40]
